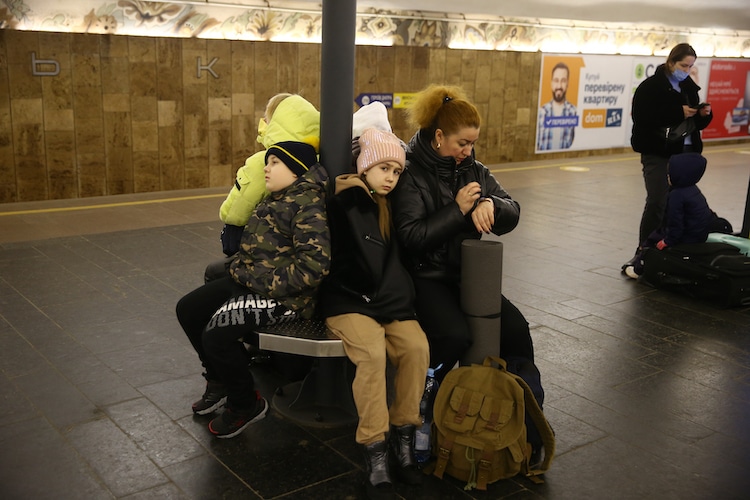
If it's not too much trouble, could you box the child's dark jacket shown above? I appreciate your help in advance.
[318,174,417,324]
[662,155,713,247]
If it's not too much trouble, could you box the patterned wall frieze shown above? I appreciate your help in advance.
[2,0,749,57]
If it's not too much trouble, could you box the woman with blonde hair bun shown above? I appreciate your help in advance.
[390,84,535,383]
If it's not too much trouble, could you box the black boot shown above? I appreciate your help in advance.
[389,424,423,485]
[362,441,396,499]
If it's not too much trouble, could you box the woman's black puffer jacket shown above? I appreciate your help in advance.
[391,129,520,284]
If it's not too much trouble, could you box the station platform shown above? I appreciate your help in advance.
[0,145,749,499]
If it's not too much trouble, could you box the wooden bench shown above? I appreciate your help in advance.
[255,319,357,428]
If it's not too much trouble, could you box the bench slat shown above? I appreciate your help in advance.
[256,319,346,358]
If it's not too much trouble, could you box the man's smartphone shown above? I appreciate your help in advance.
[694,102,709,109]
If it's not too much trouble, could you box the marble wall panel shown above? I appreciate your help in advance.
[46,129,77,199]
[78,152,107,197]
[297,44,320,107]
[5,29,691,204]
[208,128,232,188]
[184,148,209,189]
[253,43,278,112]
[207,40,231,98]
[106,146,134,195]
[231,41,254,95]
[133,150,160,193]
[156,39,182,101]
[15,157,48,201]
[159,102,185,191]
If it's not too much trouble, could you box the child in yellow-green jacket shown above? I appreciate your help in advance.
[219,93,321,256]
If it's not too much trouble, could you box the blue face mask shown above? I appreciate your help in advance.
[672,68,690,81]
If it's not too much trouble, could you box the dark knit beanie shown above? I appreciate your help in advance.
[265,141,318,177]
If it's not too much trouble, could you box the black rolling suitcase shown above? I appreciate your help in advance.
[640,242,750,307]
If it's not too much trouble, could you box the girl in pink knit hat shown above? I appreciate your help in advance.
[318,127,429,499]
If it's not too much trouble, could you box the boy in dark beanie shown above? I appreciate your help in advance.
[176,140,330,438]
[625,152,714,278]
[263,141,318,191]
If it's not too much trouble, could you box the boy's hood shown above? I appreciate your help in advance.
[260,95,321,152]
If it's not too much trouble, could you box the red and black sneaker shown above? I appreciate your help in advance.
[192,381,228,415]
[208,395,268,438]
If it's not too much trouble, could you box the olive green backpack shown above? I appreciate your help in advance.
[430,356,555,490]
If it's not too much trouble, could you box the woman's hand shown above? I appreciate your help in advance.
[682,105,697,119]
[471,198,495,233]
[699,104,712,117]
[456,181,482,215]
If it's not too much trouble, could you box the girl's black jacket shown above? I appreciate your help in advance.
[317,174,417,324]
[631,63,713,157]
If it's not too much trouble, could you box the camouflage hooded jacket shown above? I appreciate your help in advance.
[229,163,331,318]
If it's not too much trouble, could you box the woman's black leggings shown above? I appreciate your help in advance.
[412,277,534,382]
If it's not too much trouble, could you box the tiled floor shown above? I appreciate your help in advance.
[1,146,749,499]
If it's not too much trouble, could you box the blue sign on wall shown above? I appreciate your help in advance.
[355,93,393,108]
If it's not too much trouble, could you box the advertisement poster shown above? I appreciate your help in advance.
[536,54,632,153]
[536,54,746,153]
[702,59,750,140]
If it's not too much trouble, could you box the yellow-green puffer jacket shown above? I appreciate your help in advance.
[219,95,321,226]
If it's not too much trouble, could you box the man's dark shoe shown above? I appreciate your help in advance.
[192,381,228,415]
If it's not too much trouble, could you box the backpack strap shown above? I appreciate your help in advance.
[475,444,495,491]
[433,432,455,479]
[453,388,473,424]
[511,373,556,479]
[483,355,507,370]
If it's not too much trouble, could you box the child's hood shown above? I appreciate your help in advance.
[333,173,370,197]
[261,95,321,152]
[668,152,707,188]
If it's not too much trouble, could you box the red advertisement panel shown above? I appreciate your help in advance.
[702,60,750,140]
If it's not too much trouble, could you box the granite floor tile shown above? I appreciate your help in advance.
[68,314,175,354]
[66,418,169,497]
[13,364,100,430]
[0,373,38,427]
[56,353,142,407]
[138,376,205,421]
[96,338,199,388]
[0,320,49,379]
[106,397,206,468]
[163,454,262,500]
[119,482,191,500]
[196,412,357,498]
[0,418,112,500]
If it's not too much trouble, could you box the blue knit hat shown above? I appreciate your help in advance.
[265,141,318,177]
